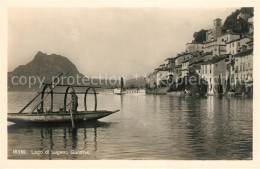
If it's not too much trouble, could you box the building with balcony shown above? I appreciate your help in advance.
[248,16,254,34]
[200,56,228,95]
[226,37,251,55]
[232,49,253,85]
[174,52,193,79]
[186,42,204,53]
[181,59,190,77]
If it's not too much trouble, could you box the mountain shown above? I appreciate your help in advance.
[8,51,85,91]
[125,77,146,89]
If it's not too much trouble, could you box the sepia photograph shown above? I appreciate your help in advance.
[0,0,259,168]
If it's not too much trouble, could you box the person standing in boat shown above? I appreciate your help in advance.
[70,91,78,113]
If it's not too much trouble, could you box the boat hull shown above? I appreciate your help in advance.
[8,110,119,124]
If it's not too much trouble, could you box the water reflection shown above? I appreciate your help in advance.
[8,92,252,160]
[183,96,252,159]
[8,122,108,159]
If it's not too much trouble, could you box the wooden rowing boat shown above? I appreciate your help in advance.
[8,110,119,124]
[9,71,119,126]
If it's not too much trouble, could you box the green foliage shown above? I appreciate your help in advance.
[240,7,254,16]
[235,80,246,93]
[222,7,253,34]
[168,78,185,92]
[222,10,240,33]
[226,76,231,92]
[185,69,208,96]
[193,29,207,43]
[168,69,208,96]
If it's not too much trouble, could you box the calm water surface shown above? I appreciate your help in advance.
[8,92,252,160]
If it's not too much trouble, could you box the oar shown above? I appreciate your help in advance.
[69,103,75,128]
[18,72,64,114]
[30,70,72,114]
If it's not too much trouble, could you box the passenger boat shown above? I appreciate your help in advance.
[111,77,146,95]
[8,71,119,125]
[113,88,146,95]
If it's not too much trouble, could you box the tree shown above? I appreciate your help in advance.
[168,69,208,96]
[185,69,208,96]
[226,76,231,92]
[193,29,207,43]
[222,7,253,34]
[240,7,254,16]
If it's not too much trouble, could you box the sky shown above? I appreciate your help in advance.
[8,7,238,78]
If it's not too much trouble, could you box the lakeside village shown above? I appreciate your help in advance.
[145,11,254,97]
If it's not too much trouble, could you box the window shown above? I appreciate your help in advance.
[232,43,234,47]
[216,64,217,67]
[238,42,240,47]
[210,70,211,74]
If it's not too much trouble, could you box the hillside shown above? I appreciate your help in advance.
[222,7,253,34]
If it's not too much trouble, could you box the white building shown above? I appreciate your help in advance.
[232,49,253,84]
[186,43,204,53]
[200,56,228,95]
[181,60,190,77]
[226,37,251,55]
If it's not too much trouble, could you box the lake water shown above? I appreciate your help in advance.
[8,92,253,160]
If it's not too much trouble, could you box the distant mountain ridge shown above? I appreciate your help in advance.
[8,51,85,91]
[11,51,84,77]
[8,51,144,91]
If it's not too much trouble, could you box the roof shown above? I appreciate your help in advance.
[186,42,204,45]
[203,40,217,44]
[220,32,240,37]
[175,65,182,68]
[165,57,175,61]
[201,51,213,57]
[246,39,254,44]
[174,52,191,59]
[189,59,205,66]
[214,18,221,21]
[226,37,250,44]
[201,55,228,65]
[182,59,190,63]
[234,49,253,58]
[159,64,166,67]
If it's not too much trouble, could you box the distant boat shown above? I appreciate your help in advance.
[112,77,146,95]
[114,88,146,95]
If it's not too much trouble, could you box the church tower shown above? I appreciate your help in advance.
[213,18,222,40]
